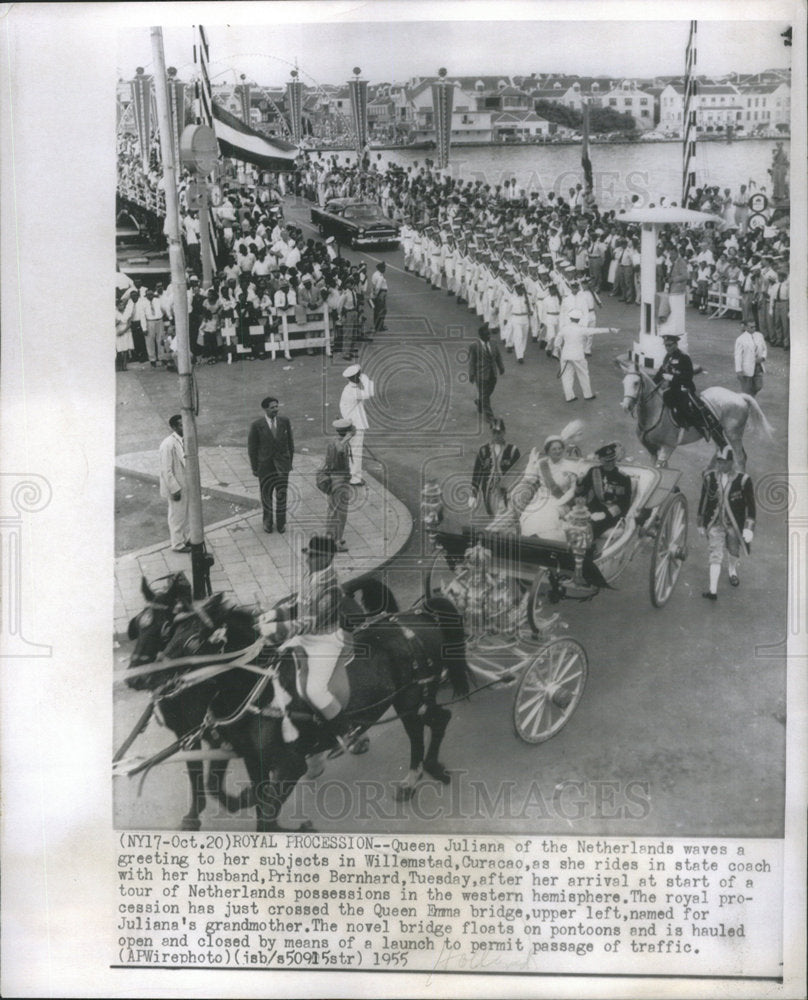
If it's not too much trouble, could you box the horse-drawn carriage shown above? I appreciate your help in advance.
[421,458,689,743]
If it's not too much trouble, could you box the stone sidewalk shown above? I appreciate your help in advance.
[114,446,412,636]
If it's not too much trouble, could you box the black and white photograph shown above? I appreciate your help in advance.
[113,16,793,837]
[2,2,806,997]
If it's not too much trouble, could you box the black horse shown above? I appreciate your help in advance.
[126,575,469,831]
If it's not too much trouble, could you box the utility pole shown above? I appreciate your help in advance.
[151,26,213,599]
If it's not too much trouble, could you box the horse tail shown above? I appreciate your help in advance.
[424,596,470,698]
[343,573,400,615]
[740,393,774,440]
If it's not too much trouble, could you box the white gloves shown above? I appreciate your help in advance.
[742,528,754,545]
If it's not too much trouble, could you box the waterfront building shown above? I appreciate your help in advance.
[659,80,745,135]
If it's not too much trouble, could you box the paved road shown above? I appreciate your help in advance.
[114,195,788,836]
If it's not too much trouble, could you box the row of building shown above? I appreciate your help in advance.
[117,68,791,146]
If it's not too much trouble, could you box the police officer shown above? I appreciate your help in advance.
[575,442,633,539]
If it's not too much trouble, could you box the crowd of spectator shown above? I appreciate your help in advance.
[116,145,790,369]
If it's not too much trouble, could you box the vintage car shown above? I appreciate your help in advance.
[310,199,399,248]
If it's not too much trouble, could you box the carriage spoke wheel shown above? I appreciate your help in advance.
[649,492,688,608]
[425,549,460,601]
[513,638,588,744]
[526,568,550,634]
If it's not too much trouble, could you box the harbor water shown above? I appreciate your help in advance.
[314,138,788,210]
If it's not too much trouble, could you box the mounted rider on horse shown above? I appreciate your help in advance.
[654,333,727,449]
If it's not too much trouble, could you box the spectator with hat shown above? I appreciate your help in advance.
[339,364,374,485]
[323,418,355,551]
[247,395,294,534]
[697,445,756,600]
[158,414,190,552]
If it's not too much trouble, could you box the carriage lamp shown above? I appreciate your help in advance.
[562,498,594,587]
[421,481,444,534]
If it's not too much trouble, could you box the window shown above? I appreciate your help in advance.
[641,110,649,118]
[609,98,618,106]
[640,98,648,106]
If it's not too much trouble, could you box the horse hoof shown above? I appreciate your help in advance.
[423,761,451,784]
[181,816,202,831]
[394,784,417,802]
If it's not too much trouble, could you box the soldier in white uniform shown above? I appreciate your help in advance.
[556,310,617,402]
[508,282,532,364]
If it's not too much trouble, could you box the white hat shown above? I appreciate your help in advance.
[342,364,361,378]
[325,236,335,245]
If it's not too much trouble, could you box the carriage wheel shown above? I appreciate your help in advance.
[513,638,588,744]
[425,549,460,601]
[526,568,550,634]
[649,492,688,608]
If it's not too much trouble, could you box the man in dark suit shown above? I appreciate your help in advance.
[247,396,294,534]
[468,324,504,424]
[575,442,633,539]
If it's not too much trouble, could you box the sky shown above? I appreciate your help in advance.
[118,15,792,89]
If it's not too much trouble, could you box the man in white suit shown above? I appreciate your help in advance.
[734,320,766,396]
[159,414,189,552]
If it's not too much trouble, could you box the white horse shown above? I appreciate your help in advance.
[619,361,773,470]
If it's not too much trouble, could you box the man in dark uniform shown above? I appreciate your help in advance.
[470,418,521,512]
[696,445,756,600]
[653,333,722,444]
[575,442,633,539]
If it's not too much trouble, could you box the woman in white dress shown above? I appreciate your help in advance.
[518,435,580,543]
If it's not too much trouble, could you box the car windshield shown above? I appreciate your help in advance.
[342,204,383,221]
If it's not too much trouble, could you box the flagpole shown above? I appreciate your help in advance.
[151,25,211,600]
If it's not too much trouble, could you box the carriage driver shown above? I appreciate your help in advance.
[653,334,725,447]
[259,535,362,754]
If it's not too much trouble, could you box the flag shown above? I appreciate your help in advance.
[286,78,304,145]
[431,75,454,170]
[130,68,153,171]
[348,78,369,157]
[682,20,698,208]
[238,82,251,124]
[212,103,298,170]
[581,99,593,193]
[193,25,220,271]
[166,70,186,180]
